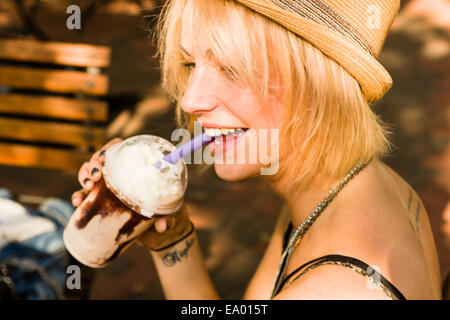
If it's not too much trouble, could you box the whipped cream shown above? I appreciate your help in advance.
[104,136,186,217]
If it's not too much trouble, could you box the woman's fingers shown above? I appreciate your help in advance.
[77,138,123,190]
[71,189,88,207]
[78,162,94,190]
[88,138,123,179]
[155,218,169,233]
[72,138,125,209]
[98,138,123,158]
[79,152,106,190]
[87,159,103,183]
[137,205,191,249]
[154,215,178,233]
[137,218,170,246]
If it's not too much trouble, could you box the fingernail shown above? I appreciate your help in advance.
[91,168,99,176]
[83,178,91,188]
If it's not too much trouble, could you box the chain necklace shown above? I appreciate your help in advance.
[270,159,370,298]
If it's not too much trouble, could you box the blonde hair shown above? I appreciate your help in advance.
[155,0,392,192]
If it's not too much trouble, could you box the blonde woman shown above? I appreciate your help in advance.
[72,0,442,299]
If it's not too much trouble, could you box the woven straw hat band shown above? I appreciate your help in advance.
[235,0,401,102]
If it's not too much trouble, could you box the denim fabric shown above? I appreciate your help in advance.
[19,198,73,255]
[0,192,74,300]
[0,243,69,299]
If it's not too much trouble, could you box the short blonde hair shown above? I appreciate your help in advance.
[156,0,392,192]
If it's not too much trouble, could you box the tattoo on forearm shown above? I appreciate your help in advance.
[162,238,195,267]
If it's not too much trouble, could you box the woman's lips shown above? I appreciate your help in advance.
[208,128,250,156]
[200,122,248,129]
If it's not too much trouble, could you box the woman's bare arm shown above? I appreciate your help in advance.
[150,230,220,300]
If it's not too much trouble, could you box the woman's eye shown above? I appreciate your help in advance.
[183,62,196,71]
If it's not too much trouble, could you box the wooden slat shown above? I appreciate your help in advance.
[0,117,105,148]
[0,66,109,95]
[0,142,90,172]
[0,39,111,68]
[0,94,108,122]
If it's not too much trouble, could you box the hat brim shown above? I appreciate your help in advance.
[235,0,392,102]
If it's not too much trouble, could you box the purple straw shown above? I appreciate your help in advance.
[154,132,215,169]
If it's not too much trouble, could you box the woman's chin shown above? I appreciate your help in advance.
[214,162,261,181]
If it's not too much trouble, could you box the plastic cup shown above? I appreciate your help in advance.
[63,135,188,268]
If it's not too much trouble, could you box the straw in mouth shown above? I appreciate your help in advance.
[154,132,216,169]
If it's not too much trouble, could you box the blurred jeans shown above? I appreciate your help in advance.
[0,189,73,299]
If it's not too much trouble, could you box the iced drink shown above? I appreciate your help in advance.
[63,135,188,268]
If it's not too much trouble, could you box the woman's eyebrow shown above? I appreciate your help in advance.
[181,46,192,58]
[181,46,215,60]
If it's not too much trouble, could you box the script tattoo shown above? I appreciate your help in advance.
[162,238,195,267]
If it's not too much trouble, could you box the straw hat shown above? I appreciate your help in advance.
[234,0,400,102]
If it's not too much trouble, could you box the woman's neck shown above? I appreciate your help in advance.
[268,176,341,227]
[266,159,376,227]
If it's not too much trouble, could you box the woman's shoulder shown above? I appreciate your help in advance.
[328,159,430,245]
[294,159,442,299]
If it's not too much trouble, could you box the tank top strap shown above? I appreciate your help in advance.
[276,254,406,300]
[278,223,406,300]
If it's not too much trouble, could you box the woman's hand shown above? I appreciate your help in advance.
[71,138,123,207]
[71,137,192,249]
[138,204,193,251]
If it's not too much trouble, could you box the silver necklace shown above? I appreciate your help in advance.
[270,159,369,298]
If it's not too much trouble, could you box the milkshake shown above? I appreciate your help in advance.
[63,135,188,268]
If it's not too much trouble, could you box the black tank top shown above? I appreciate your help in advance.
[274,222,407,300]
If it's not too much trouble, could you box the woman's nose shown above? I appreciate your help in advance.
[180,67,218,115]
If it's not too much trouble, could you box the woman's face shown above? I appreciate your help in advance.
[180,11,284,181]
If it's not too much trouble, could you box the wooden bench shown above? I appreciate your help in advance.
[0,39,111,172]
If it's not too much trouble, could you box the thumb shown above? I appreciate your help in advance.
[154,218,169,233]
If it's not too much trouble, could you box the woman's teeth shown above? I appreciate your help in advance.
[204,128,246,137]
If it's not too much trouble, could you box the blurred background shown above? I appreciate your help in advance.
[0,0,448,299]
